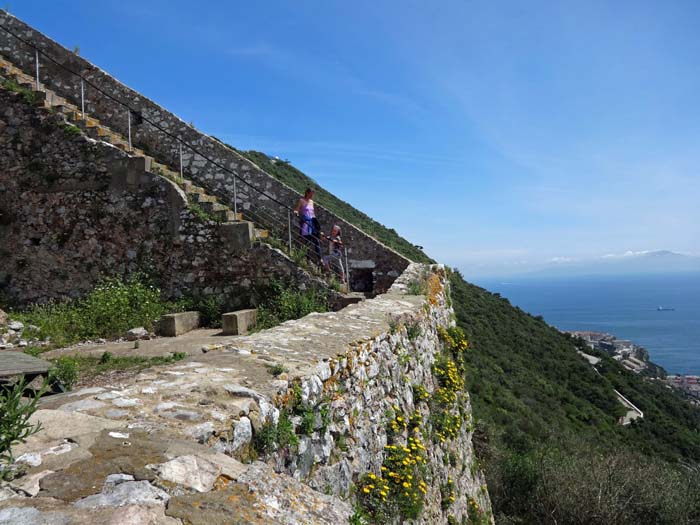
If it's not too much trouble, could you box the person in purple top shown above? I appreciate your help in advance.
[294,187,322,263]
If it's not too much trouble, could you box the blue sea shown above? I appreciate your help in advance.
[475,273,700,375]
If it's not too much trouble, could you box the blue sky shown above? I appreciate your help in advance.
[10,1,700,276]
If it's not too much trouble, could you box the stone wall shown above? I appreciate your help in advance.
[0,10,411,294]
[0,86,328,306]
[237,263,493,524]
[1,263,492,524]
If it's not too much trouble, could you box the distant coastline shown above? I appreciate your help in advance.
[477,273,700,375]
[568,329,700,405]
[566,330,665,377]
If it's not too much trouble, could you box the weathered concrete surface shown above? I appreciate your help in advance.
[2,417,346,524]
[222,309,257,336]
[158,311,201,337]
[0,352,51,379]
[42,329,226,360]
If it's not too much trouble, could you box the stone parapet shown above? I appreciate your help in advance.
[1,264,492,524]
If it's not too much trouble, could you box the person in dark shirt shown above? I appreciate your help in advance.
[323,225,345,284]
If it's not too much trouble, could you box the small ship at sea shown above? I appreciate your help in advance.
[657,306,675,311]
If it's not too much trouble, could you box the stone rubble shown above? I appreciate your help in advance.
[125,327,149,341]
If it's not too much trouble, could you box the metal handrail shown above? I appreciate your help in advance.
[242,206,348,285]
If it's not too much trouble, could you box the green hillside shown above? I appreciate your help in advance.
[234,149,433,264]
[449,271,700,524]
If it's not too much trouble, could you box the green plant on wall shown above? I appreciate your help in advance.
[1,78,37,105]
[49,357,78,390]
[186,195,218,223]
[356,436,429,521]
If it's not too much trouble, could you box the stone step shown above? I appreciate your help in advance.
[53,105,73,115]
[214,210,242,222]
[44,92,67,107]
[68,110,87,123]
[200,201,228,213]
[86,126,110,139]
[190,191,218,204]
[185,184,205,194]
[68,112,100,128]
[107,135,128,147]
[52,101,78,115]
[149,160,181,179]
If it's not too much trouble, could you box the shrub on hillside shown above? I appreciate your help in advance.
[487,438,700,525]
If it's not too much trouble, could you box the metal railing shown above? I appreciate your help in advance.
[0,20,351,290]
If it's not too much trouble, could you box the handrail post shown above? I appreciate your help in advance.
[80,78,86,122]
[34,48,39,90]
[233,177,238,217]
[179,142,183,180]
[345,247,350,292]
[127,110,132,152]
[287,210,292,252]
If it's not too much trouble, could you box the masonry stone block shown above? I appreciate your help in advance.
[219,221,254,253]
[222,309,257,335]
[159,311,200,337]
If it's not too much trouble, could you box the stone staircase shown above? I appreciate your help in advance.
[0,55,269,244]
[0,50,354,291]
